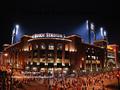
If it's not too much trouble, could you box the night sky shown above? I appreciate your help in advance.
[0,0,119,51]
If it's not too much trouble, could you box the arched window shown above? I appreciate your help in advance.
[57,43,62,50]
[29,44,32,51]
[40,43,46,50]
[35,44,39,49]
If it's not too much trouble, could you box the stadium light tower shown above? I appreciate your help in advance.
[100,27,104,37]
[100,27,107,40]
[11,24,19,44]
[86,20,91,44]
[87,20,96,44]
[86,20,89,30]
[90,22,96,41]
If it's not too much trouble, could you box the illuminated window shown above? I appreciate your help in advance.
[48,53,52,57]
[86,50,88,52]
[65,59,70,63]
[48,52,54,58]
[41,43,46,49]
[25,66,29,70]
[56,58,62,63]
[40,58,46,63]
[48,58,54,63]
[96,56,98,60]
[24,45,30,51]
[30,62,33,65]
[35,45,39,49]
[37,62,40,65]
[92,56,94,58]
[49,44,54,50]
[57,44,62,50]
[33,50,38,58]
[45,63,48,65]
[32,67,37,71]
[81,57,84,61]
[91,56,96,59]
[65,44,69,51]
[29,45,32,51]
[88,55,90,58]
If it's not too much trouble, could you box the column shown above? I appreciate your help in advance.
[54,42,57,74]
[54,42,57,63]
[62,43,65,74]
[90,60,92,71]
[31,43,34,63]
[62,43,65,64]
[46,42,48,73]
[96,60,98,71]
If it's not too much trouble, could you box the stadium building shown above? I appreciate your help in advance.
[0,33,107,74]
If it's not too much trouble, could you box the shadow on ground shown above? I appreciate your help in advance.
[105,84,120,90]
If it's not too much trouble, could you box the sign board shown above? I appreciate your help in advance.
[32,33,65,38]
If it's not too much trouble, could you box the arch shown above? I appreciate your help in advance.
[107,59,116,67]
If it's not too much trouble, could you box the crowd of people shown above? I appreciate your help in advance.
[2,68,120,90]
[48,69,120,90]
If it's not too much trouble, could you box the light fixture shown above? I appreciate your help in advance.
[4,53,8,57]
[37,62,40,65]
[16,24,19,29]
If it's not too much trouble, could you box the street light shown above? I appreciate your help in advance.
[4,53,8,57]
[116,74,119,87]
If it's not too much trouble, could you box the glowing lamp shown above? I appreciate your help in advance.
[117,74,119,77]
[4,53,8,57]
[16,24,19,29]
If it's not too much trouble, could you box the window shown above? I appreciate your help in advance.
[65,44,69,51]
[48,58,54,63]
[86,55,91,60]
[23,46,29,51]
[86,50,88,52]
[92,51,94,53]
[56,58,62,63]
[88,55,90,58]
[57,44,62,50]
[40,50,46,58]
[48,52,54,58]
[30,45,32,51]
[96,56,98,60]
[41,43,46,49]
[65,51,69,59]
[49,44,54,50]
[35,45,39,49]
[33,50,38,58]
[65,59,70,63]
[40,58,46,63]
[57,51,62,59]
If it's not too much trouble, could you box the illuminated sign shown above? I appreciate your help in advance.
[32,33,65,38]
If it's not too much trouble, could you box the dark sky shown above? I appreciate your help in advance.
[0,0,120,51]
